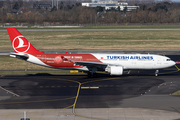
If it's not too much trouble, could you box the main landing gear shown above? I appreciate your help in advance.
[87,67,98,78]
[87,72,97,78]
[155,70,159,77]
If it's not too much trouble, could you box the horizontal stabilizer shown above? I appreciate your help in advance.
[10,52,29,60]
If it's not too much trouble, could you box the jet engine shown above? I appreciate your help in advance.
[105,66,123,75]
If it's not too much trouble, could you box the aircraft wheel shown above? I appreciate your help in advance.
[87,72,91,78]
[155,73,158,77]
[93,73,98,78]
[155,70,159,77]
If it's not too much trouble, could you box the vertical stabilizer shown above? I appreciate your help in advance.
[7,28,43,54]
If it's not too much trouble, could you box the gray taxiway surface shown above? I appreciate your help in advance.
[0,69,180,120]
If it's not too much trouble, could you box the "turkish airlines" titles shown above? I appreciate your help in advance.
[107,56,153,60]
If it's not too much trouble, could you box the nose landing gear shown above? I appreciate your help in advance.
[155,70,159,77]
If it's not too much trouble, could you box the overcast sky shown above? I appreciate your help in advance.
[172,0,180,2]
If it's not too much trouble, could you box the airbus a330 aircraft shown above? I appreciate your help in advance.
[7,28,176,77]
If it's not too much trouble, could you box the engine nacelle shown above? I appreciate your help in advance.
[105,66,123,75]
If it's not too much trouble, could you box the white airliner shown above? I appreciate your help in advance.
[7,28,176,77]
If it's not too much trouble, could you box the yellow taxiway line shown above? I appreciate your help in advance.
[81,87,99,89]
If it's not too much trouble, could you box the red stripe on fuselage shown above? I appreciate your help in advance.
[31,53,102,68]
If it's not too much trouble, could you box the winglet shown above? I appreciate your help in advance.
[7,27,43,54]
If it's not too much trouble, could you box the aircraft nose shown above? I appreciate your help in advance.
[172,61,176,66]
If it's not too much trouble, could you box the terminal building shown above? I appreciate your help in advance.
[82,3,117,10]
[82,2,139,11]
[119,4,139,11]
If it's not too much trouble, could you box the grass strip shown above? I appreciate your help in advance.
[172,90,180,95]
[1,30,180,51]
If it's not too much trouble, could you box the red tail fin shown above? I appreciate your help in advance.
[7,27,43,54]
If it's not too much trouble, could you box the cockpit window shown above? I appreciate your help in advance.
[166,59,171,61]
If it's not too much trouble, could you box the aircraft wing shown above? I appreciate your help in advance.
[71,60,117,69]
[74,61,108,66]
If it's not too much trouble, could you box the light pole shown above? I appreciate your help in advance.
[57,0,58,10]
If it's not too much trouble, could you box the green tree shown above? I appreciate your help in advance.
[117,6,120,12]
[59,1,64,10]
[142,5,147,11]
[13,2,19,10]
[95,6,104,13]
[75,3,81,7]
[0,1,3,8]
[123,6,127,13]
[155,3,168,12]
[67,5,73,10]
[51,6,57,12]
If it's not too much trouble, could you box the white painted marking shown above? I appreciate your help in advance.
[0,86,20,97]
[24,111,26,119]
